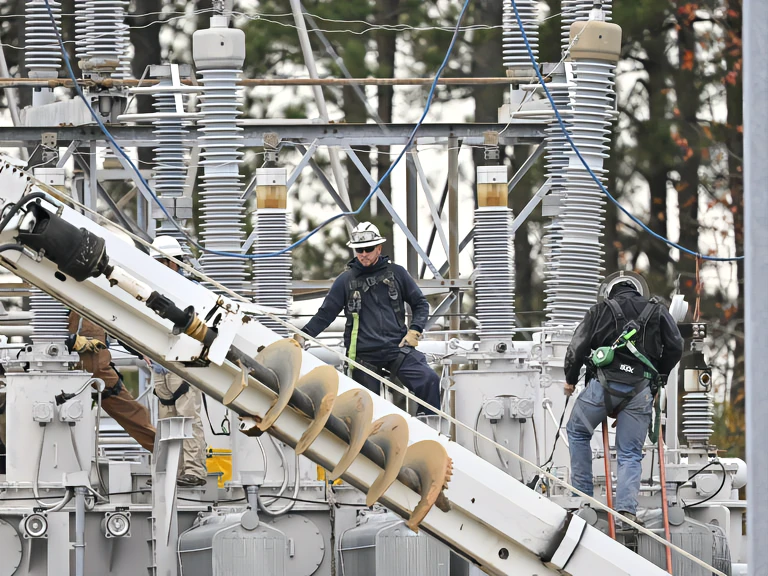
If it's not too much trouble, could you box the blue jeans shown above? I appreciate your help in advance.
[566,378,653,515]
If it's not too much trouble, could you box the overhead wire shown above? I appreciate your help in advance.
[35,0,729,267]
[42,0,471,261]
[508,0,742,263]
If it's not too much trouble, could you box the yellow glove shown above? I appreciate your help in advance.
[399,329,421,348]
[292,334,307,349]
[72,335,107,353]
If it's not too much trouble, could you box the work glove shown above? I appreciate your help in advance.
[150,361,168,375]
[67,334,107,354]
[564,383,576,397]
[292,334,307,349]
[399,329,421,348]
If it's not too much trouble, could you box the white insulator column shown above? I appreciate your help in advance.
[25,0,62,106]
[541,0,578,328]
[30,168,70,343]
[475,166,515,342]
[193,16,247,294]
[502,0,538,73]
[252,168,292,336]
[113,3,132,80]
[152,79,192,249]
[544,2,619,327]
[30,293,71,343]
[682,391,714,448]
[78,0,129,74]
[75,0,90,63]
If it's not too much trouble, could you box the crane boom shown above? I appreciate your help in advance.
[0,163,667,576]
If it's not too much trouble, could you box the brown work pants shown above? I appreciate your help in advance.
[102,384,156,452]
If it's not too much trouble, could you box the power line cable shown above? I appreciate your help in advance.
[42,0,471,261]
[508,0,743,263]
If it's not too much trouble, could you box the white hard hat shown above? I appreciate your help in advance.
[150,235,185,259]
[346,221,386,249]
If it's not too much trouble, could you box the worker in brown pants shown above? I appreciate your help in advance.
[147,236,208,487]
[67,311,156,452]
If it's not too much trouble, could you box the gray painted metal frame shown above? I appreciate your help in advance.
[745,1,767,575]
[412,151,450,261]
[0,123,546,147]
[341,144,442,278]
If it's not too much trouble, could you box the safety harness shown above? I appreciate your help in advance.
[154,379,190,406]
[346,265,403,376]
[590,298,661,418]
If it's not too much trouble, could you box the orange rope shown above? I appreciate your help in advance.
[602,419,616,539]
[658,434,674,573]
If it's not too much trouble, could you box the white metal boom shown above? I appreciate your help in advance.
[0,163,668,576]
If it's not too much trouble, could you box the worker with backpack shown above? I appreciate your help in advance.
[563,278,683,523]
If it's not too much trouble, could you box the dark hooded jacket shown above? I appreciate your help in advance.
[564,282,684,385]
[302,256,429,354]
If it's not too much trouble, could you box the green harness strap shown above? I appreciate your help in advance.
[347,312,360,376]
[625,339,659,378]
[626,339,664,441]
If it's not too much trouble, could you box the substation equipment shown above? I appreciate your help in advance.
[0,1,746,576]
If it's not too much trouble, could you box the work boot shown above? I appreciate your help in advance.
[617,511,644,528]
[177,474,206,488]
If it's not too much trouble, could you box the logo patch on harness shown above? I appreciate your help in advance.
[619,364,635,374]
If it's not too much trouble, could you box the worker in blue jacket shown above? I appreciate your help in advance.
[297,222,441,414]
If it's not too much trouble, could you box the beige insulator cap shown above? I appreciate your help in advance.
[569,20,622,63]
[255,167,288,209]
[477,165,508,208]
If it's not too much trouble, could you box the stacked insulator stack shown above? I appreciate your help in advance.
[152,80,191,249]
[114,4,132,80]
[75,0,90,62]
[502,0,538,72]
[682,391,714,448]
[543,60,611,325]
[30,293,70,344]
[30,169,70,343]
[75,0,129,74]
[252,212,292,336]
[252,168,291,336]
[541,0,577,328]
[193,17,248,294]
[25,0,62,79]
[544,1,616,327]
[474,207,516,341]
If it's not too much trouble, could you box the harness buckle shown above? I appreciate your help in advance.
[349,290,362,313]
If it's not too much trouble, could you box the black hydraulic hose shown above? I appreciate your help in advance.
[0,244,31,256]
[682,460,727,509]
[0,191,47,235]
